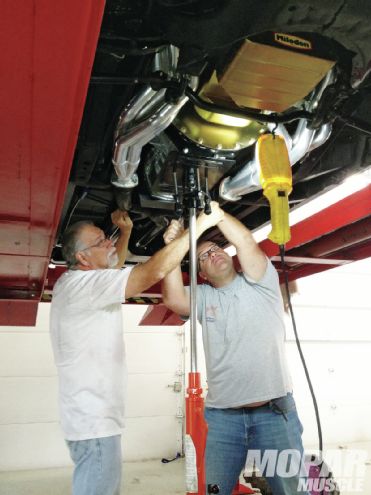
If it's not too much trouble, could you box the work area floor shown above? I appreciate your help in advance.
[1,442,371,495]
[0,459,184,495]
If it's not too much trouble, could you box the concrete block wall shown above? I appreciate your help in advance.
[0,304,184,470]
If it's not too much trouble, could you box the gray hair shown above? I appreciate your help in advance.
[61,221,93,268]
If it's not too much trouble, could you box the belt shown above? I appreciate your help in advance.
[230,395,289,421]
[231,400,271,410]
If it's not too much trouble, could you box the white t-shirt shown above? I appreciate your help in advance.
[50,267,133,441]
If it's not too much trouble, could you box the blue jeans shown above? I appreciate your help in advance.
[66,435,122,495]
[205,394,309,495]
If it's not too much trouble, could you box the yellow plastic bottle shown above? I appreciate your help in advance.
[257,133,292,245]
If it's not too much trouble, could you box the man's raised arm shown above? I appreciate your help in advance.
[111,210,133,268]
[162,219,190,316]
[217,211,267,282]
[125,202,224,300]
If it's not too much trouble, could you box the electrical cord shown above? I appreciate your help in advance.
[161,452,181,463]
[63,188,89,232]
[279,244,323,462]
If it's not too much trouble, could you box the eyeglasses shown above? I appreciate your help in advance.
[80,236,110,251]
[198,244,222,262]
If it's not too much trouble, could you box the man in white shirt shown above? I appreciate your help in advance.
[50,205,224,495]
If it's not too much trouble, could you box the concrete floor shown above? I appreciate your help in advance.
[1,443,371,495]
[0,459,185,495]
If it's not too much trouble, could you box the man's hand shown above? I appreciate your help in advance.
[111,209,133,233]
[197,201,224,231]
[126,203,223,299]
[163,219,184,245]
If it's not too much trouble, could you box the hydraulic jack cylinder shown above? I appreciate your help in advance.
[185,372,207,494]
[184,168,208,494]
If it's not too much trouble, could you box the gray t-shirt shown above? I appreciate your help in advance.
[197,260,292,408]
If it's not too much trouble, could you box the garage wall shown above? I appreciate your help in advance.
[284,257,371,449]
[0,304,185,471]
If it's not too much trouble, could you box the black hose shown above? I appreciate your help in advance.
[90,75,313,124]
[185,87,313,124]
[279,245,323,462]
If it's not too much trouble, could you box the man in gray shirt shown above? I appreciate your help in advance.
[162,208,309,495]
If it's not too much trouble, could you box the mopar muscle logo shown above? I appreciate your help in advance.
[274,33,312,50]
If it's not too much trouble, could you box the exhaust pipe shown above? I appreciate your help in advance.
[111,46,198,192]
[219,120,332,201]
[112,86,196,189]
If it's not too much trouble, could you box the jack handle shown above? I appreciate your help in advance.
[173,163,183,219]
[203,167,211,215]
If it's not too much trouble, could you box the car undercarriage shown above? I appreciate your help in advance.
[51,0,371,267]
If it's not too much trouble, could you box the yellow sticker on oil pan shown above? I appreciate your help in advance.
[274,33,312,50]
